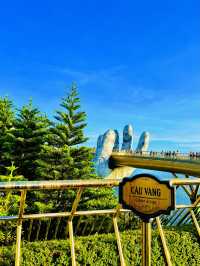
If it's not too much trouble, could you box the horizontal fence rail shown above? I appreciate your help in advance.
[0,178,200,266]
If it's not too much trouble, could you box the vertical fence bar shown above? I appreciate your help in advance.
[113,204,126,266]
[68,188,83,266]
[142,221,151,266]
[54,218,61,239]
[189,196,200,237]
[190,210,200,237]
[97,216,106,234]
[194,185,199,198]
[35,220,41,241]
[15,190,27,266]
[75,216,82,234]
[156,217,172,266]
[27,219,33,241]
[45,219,51,240]
[113,217,126,266]
[68,220,76,266]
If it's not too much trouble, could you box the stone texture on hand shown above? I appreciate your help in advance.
[94,124,150,179]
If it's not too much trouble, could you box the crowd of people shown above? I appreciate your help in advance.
[120,150,200,160]
[149,150,180,158]
[132,150,181,158]
[188,152,200,159]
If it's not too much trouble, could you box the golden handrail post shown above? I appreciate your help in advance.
[142,220,151,266]
[68,187,83,266]
[113,204,126,266]
[156,217,172,266]
[15,190,26,266]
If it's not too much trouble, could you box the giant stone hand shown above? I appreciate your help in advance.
[94,125,150,179]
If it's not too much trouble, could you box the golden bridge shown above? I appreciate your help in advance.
[109,151,200,177]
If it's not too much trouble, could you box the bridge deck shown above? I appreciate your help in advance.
[109,152,200,177]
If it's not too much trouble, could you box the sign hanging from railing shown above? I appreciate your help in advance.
[119,173,175,221]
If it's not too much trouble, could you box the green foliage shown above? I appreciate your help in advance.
[36,144,73,180]
[165,229,200,266]
[0,163,25,216]
[0,97,14,129]
[0,162,24,182]
[0,97,15,172]
[12,100,50,180]
[0,164,25,246]
[0,229,199,265]
[79,187,118,210]
[0,221,17,246]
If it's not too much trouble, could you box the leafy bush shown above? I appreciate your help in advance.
[0,228,199,265]
[0,164,25,246]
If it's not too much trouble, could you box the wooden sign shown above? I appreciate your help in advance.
[119,173,175,221]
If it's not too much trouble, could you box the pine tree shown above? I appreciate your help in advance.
[12,100,50,180]
[0,97,15,173]
[54,83,88,146]
[38,84,95,181]
[54,83,95,179]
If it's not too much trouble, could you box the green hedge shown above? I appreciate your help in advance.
[0,229,199,266]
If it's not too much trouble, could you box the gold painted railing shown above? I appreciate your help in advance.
[0,178,199,266]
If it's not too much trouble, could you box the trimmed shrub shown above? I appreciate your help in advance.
[0,229,199,265]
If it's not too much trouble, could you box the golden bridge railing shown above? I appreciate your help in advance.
[113,150,200,161]
[0,178,199,266]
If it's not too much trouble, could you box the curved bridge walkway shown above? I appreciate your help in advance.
[109,151,200,177]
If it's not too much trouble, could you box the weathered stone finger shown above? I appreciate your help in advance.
[136,131,150,152]
[94,134,104,160]
[95,129,117,177]
[113,130,119,151]
[100,129,116,159]
[121,124,133,151]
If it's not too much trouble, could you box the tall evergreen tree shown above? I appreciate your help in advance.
[54,83,95,179]
[12,100,50,180]
[37,84,95,180]
[54,83,88,146]
[0,97,15,173]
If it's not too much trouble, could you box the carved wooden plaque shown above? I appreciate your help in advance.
[119,174,175,221]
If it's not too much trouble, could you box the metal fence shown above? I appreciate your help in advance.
[0,178,199,266]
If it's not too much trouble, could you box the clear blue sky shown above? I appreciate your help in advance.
[0,1,200,151]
